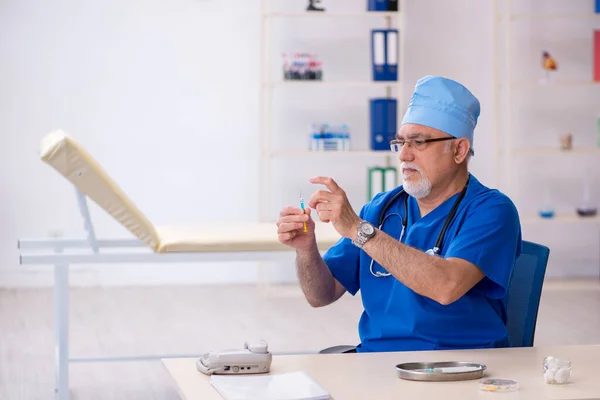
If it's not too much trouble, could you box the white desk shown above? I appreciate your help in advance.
[162,345,600,400]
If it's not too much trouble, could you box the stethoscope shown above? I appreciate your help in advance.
[370,178,470,278]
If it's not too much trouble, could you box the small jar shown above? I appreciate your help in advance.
[543,356,571,384]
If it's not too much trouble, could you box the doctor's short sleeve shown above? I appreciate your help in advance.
[321,205,368,296]
[444,193,522,299]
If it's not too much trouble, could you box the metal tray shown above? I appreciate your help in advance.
[395,361,487,382]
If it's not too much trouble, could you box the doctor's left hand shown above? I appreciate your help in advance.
[309,176,361,239]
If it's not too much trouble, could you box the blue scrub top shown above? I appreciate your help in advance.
[323,174,522,353]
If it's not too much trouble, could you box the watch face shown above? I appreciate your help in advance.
[361,222,375,235]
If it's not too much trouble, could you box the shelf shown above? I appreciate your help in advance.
[258,4,406,222]
[510,13,600,21]
[269,150,395,158]
[509,81,600,88]
[508,147,600,156]
[265,11,400,19]
[521,213,600,224]
[264,81,401,88]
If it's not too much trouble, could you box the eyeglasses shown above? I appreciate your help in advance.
[390,137,455,152]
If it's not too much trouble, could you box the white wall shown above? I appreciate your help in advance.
[0,0,597,287]
[0,0,264,286]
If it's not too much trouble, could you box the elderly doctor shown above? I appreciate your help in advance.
[276,75,522,353]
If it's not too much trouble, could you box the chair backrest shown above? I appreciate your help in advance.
[506,240,550,347]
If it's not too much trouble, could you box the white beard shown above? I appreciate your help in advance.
[401,162,432,199]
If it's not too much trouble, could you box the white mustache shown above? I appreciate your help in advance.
[400,162,423,175]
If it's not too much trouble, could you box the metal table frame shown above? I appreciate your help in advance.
[17,189,299,399]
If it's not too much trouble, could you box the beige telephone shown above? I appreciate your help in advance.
[196,339,272,375]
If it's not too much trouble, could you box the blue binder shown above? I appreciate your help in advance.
[596,0,600,13]
[368,0,388,11]
[371,29,398,81]
[370,98,397,151]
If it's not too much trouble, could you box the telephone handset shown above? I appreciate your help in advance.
[196,339,272,375]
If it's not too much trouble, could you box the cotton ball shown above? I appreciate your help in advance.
[554,367,570,384]
[544,356,557,367]
[544,368,557,383]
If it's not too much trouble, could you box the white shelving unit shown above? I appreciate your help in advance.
[269,149,396,158]
[264,81,397,88]
[521,214,600,224]
[496,0,600,226]
[510,13,600,20]
[511,147,600,156]
[494,0,600,278]
[265,11,400,19]
[509,80,600,87]
[258,1,405,222]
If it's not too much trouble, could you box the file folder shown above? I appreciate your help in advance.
[368,166,398,200]
[371,29,398,81]
[384,167,397,192]
[367,0,388,11]
[368,167,385,200]
[370,98,397,150]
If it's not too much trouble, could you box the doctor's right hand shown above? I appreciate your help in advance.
[276,206,316,251]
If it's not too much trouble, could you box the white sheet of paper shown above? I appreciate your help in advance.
[210,371,331,400]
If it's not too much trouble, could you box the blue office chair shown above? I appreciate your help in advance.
[319,240,550,354]
[505,240,550,347]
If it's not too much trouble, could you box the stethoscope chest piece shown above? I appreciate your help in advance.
[425,247,441,257]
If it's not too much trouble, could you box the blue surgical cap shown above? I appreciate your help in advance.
[401,75,480,155]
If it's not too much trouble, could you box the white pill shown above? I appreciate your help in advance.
[544,368,555,383]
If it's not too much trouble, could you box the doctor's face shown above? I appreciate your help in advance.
[394,124,458,199]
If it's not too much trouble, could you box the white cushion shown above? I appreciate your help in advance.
[40,131,342,253]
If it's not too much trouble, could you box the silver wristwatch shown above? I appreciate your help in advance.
[352,221,376,248]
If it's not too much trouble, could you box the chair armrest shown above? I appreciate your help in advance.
[318,345,357,354]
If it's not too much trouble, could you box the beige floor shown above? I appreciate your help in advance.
[1,278,599,400]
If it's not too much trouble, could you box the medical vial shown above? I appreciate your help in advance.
[543,356,571,384]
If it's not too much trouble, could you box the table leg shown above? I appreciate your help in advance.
[54,263,69,400]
